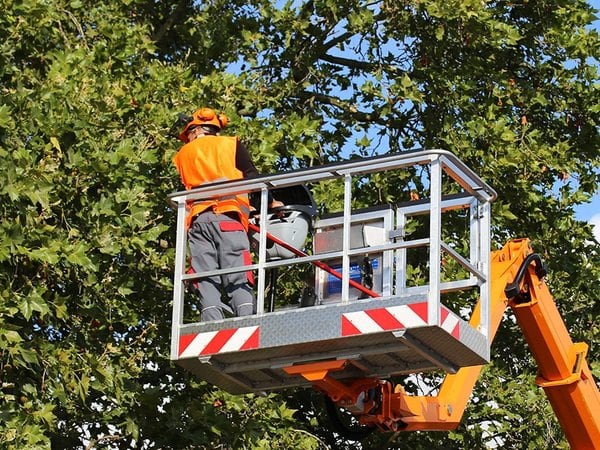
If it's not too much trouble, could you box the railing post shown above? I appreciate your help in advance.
[341,174,352,303]
[255,188,270,315]
[395,211,407,296]
[428,156,442,327]
[469,199,480,285]
[479,200,491,352]
[170,198,188,359]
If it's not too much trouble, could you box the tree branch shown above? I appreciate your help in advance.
[322,31,355,52]
[152,0,190,44]
[319,53,378,72]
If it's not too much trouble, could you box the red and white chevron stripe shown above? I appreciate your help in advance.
[178,326,260,358]
[341,302,428,336]
[341,302,460,340]
[440,307,460,339]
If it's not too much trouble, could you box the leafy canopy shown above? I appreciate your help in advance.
[0,0,598,448]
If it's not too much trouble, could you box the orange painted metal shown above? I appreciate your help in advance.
[509,246,600,449]
[283,239,600,447]
[283,360,382,416]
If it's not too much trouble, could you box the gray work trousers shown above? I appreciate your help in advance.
[188,211,255,321]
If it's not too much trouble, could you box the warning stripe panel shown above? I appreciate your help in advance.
[342,302,428,336]
[366,308,404,330]
[342,302,460,340]
[341,315,362,336]
[179,326,260,358]
[440,307,460,339]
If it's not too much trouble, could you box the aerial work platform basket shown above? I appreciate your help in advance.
[168,150,496,394]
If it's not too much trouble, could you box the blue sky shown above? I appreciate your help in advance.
[579,0,599,240]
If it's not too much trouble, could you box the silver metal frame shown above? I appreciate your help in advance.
[168,149,496,364]
[314,206,394,302]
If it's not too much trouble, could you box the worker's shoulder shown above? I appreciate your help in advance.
[210,134,238,141]
[179,135,238,151]
[200,135,239,147]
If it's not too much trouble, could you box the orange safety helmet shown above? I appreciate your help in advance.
[178,108,229,142]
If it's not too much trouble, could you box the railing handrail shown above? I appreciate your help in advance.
[167,149,497,206]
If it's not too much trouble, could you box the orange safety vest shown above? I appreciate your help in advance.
[173,135,251,230]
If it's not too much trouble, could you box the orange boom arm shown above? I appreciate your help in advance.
[284,239,600,448]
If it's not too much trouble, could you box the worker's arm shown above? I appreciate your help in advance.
[235,140,260,178]
[236,140,283,209]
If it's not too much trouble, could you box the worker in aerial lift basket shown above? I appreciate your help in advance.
[172,107,283,321]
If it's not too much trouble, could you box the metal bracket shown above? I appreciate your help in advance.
[389,228,405,240]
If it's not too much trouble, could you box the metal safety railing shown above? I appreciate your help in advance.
[168,149,496,358]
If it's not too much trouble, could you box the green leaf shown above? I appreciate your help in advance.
[16,347,39,367]
[0,329,24,346]
[65,242,95,269]
[0,105,13,129]
[50,136,61,151]
[33,403,56,426]
[19,294,49,320]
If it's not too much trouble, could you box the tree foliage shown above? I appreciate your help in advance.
[0,0,598,448]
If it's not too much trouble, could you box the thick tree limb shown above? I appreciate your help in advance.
[319,53,379,72]
[295,89,414,130]
[152,0,190,44]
